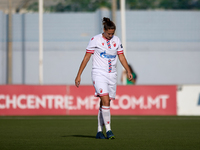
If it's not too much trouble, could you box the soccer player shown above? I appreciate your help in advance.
[75,17,133,139]
[121,64,137,85]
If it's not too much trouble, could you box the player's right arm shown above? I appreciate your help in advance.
[75,52,92,87]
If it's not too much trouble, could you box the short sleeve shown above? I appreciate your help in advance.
[117,38,124,55]
[86,37,96,54]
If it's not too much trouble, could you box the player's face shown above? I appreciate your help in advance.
[103,29,115,40]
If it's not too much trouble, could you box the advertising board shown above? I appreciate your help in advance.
[177,85,200,115]
[0,85,177,116]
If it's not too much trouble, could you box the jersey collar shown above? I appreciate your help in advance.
[102,33,113,41]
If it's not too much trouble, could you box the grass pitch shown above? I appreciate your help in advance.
[0,116,200,150]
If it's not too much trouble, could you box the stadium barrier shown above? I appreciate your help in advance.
[177,85,200,116]
[0,85,177,116]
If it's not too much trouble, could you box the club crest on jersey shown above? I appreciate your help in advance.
[112,41,116,47]
[102,43,104,46]
[99,88,103,93]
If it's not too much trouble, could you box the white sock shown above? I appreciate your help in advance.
[97,108,104,132]
[102,106,111,132]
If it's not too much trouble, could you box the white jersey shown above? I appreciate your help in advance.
[86,34,123,73]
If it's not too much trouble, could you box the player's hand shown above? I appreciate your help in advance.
[127,72,133,81]
[75,76,81,87]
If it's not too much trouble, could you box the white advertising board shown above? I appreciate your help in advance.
[177,85,200,115]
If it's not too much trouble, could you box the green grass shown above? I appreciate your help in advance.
[0,116,200,150]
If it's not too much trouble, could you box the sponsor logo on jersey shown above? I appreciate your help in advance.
[100,51,116,59]
[120,44,123,48]
[91,37,94,40]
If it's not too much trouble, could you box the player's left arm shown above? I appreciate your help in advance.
[118,53,133,81]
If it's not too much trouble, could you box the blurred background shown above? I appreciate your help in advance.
[0,0,200,85]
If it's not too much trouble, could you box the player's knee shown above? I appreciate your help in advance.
[102,100,110,106]
[100,95,110,106]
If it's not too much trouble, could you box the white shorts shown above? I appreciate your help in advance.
[92,70,117,100]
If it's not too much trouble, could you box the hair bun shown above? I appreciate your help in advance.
[103,17,110,22]
[102,17,116,30]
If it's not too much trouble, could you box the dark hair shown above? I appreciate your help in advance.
[102,17,116,30]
